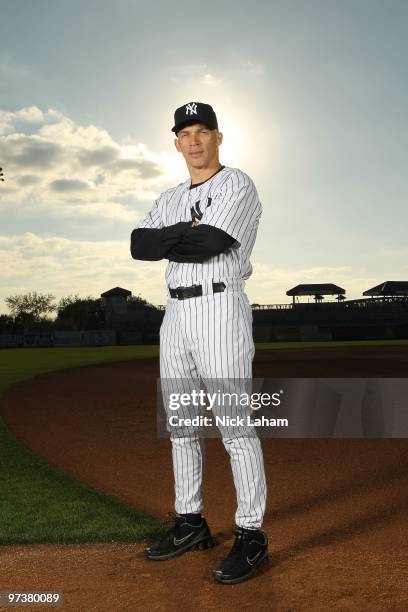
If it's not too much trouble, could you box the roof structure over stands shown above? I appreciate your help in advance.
[101,287,132,298]
[363,281,408,296]
[286,283,346,304]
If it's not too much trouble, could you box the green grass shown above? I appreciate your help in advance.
[0,346,162,545]
[0,345,159,395]
[255,339,408,350]
[0,420,163,545]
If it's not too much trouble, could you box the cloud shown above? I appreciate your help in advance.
[78,145,119,167]
[49,178,91,192]
[0,135,63,169]
[0,231,397,316]
[107,157,162,178]
[244,60,264,76]
[201,73,223,87]
[171,59,263,92]
[54,200,136,222]
[172,63,223,89]
[0,185,16,195]
[0,106,59,136]
[14,174,41,186]
[0,232,167,313]
[0,105,177,224]
[245,262,380,304]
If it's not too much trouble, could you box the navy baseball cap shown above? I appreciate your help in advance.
[172,102,218,134]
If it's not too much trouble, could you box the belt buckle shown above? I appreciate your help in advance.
[171,284,203,300]
[212,281,226,293]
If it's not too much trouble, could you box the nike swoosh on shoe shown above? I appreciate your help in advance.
[173,532,195,546]
[246,549,264,566]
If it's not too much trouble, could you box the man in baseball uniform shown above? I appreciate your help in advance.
[130,102,268,584]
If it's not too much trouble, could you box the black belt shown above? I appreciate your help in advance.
[169,282,226,300]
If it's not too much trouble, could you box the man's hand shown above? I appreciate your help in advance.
[165,224,236,263]
[130,221,191,261]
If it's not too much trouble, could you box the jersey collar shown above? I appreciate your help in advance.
[188,165,226,190]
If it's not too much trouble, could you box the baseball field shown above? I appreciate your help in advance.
[1,341,408,611]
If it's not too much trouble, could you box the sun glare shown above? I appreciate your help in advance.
[218,117,247,168]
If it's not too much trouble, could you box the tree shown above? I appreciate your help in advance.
[127,294,157,311]
[5,292,56,321]
[125,294,163,342]
[0,314,14,333]
[55,294,105,330]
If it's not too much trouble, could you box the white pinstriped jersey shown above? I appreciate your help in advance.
[135,166,262,287]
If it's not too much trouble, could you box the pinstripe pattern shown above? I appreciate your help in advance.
[136,166,266,528]
[135,166,262,285]
[160,291,267,528]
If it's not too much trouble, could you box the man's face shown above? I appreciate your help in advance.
[174,123,223,169]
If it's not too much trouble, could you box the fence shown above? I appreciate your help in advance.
[0,330,117,348]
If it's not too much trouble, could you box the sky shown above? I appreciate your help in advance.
[1,0,407,313]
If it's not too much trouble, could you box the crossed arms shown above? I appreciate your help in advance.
[130,222,236,263]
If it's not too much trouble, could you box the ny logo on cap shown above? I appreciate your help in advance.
[185,103,198,116]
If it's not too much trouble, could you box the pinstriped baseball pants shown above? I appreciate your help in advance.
[160,288,267,529]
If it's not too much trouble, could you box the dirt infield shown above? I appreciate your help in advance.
[1,346,408,611]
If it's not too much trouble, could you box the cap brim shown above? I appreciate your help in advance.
[172,119,215,133]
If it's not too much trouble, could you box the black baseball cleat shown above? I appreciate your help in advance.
[144,513,215,561]
[213,526,268,584]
